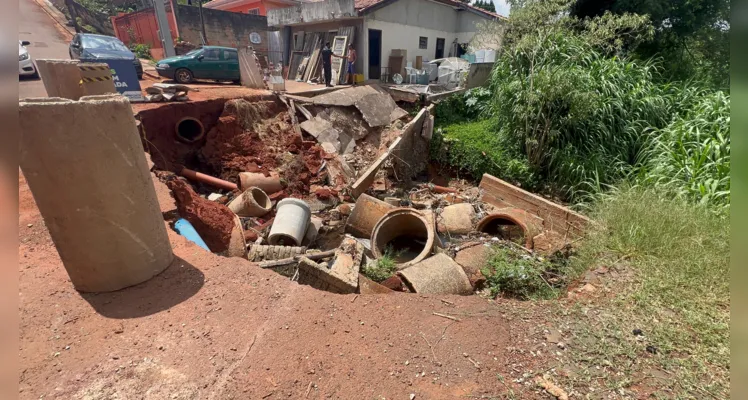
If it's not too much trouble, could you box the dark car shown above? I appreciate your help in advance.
[155,46,239,84]
[69,33,143,79]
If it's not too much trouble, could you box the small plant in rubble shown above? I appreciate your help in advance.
[362,246,401,282]
[481,244,569,300]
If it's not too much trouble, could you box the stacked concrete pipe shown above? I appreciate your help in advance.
[19,94,174,292]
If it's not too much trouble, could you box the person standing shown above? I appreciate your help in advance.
[333,44,357,85]
[321,42,333,87]
[344,44,357,85]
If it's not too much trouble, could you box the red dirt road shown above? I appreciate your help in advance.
[18,172,544,399]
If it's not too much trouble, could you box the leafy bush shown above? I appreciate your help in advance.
[489,32,679,199]
[433,87,491,125]
[640,91,730,209]
[430,120,535,186]
[481,244,570,300]
[130,43,152,60]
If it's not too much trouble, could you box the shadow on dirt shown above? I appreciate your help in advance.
[81,256,204,319]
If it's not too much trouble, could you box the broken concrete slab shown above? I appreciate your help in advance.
[300,116,349,154]
[238,47,265,89]
[454,243,490,290]
[345,194,394,239]
[437,203,476,235]
[297,236,363,294]
[393,107,430,183]
[397,253,473,295]
[356,91,399,127]
[532,230,568,255]
[288,85,407,127]
[358,274,393,294]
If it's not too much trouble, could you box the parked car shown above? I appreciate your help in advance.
[155,46,240,84]
[19,40,38,78]
[69,33,143,79]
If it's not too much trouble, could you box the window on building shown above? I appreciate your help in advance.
[247,8,260,15]
[224,50,238,60]
[204,48,220,60]
[419,36,428,49]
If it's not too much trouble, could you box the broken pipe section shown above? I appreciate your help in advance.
[19,95,174,292]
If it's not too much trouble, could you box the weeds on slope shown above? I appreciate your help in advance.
[553,186,729,398]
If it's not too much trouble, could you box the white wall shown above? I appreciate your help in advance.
[366,0,459,32]
[362,0,489,79]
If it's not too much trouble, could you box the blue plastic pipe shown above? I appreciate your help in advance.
[174,218,210,251]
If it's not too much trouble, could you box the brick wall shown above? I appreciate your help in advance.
[174,4,270,52]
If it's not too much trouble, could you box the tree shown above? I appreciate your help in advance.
[570,0,730,88]
[473,0,497,12]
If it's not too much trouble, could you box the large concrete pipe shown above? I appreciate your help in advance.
[19,95,174,292]
[371,208,435,270]
[175,117,205,143]
[476,208,541,249]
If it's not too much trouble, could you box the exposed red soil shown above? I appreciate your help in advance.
[17,171,558,400]
[166,178,235,253]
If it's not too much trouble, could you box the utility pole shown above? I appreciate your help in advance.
[153,0,176,57]
[198,0,207,45]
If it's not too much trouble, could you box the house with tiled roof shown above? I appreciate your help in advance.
[268,0,505,80]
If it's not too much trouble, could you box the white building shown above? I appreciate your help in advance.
[268,0,505,80]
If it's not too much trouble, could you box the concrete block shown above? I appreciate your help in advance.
[454,243,490,290]
[397,253,473,295]
[35,59,85,100]
[437,203,476,235]
[19,94,173,292]
[297,236,362,294]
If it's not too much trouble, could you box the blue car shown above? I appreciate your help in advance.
[69,33,143,79]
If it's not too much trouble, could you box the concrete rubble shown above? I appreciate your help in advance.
[132,85,588,297]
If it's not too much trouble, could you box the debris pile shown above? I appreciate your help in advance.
[145,83,194,102]
[146,85,589,297]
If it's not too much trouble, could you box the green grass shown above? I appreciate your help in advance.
[362,247,399,282]
[481,244,571,300]
[555,186,730,397]
[430,120,535,187]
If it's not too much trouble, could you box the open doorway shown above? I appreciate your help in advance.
[368,29,382,80]
[435,38,445,59]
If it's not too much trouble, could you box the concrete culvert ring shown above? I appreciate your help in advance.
[228,187,272,218]
[371,208,435,270]
[476,209,540,249]
[175,117,205,143]
[248,187,271,210]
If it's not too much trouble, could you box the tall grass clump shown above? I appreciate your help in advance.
[489,32,677,199]
[639,91,730,209]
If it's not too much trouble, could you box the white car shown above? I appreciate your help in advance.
[19,40,38,78]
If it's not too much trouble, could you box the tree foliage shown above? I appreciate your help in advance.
[472,0,497,12]
[571,0,730,89]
